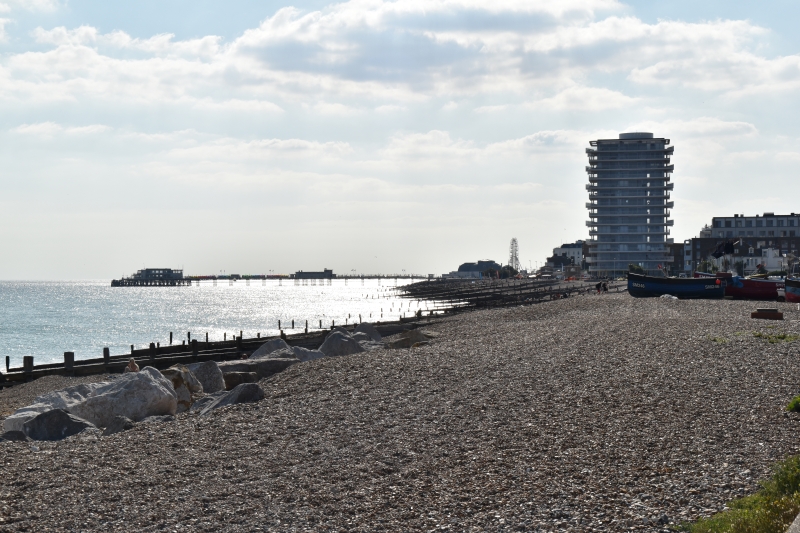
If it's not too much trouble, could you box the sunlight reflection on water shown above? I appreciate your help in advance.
[0,279,432,368]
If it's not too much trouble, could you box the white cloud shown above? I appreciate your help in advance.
[3,0,59,12]
[629,117,758,139]
[12,122,110,138]
[534,86,638,111]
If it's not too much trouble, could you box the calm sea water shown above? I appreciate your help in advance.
[0,279,432,370]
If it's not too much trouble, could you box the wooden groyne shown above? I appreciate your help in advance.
[0,316,443,388]
[400,278,625,310]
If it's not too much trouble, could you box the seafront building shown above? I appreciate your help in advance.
[585,132,674,277]
[550,241,584,268]
[683,213,800,275]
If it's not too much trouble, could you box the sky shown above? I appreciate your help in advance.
[2,0,800,279]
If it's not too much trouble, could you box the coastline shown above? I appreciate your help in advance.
[1,294,800,531]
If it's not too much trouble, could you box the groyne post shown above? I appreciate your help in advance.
[5,356,8,372]
[103,347,110,365]
[23,356,33,375]
[64,352,74,373]
[149,343,156,363]
[130,345,134,354]
[192,339,198,360]
[169,332,173,345]
[188,332,191,342]
[291,320,294,329]
[278,320,281,329]
[319,320,322,328]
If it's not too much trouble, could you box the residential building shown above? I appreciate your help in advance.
[706,213,800,239]
[586,132,674,277]
[551,241,583,267]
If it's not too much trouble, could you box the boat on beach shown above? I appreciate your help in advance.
[628,272,726,299]
[786,278,800,303]
[694,272,784,302]
[694,272,785,301]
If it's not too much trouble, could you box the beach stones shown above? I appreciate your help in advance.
[319,331,365,357]
[219,358,299,380]
[197,383,265,416]
[3,367,177,432]
[161,364,203,413]
[22,409,96,441]
[102,415,135,436]
[186,360,226,393]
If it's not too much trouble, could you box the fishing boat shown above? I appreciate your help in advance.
[694,272,785,301]
[628,272,726,299]
[786,278,800,303]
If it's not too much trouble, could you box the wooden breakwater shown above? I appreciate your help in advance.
[0,317,442,388]
[400,278,625,310]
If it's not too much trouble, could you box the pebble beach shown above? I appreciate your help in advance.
[2,293,800,532]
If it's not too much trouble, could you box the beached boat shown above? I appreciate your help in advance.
[694,272,785,300]
[628,272,726,299]
[786,278,800,303]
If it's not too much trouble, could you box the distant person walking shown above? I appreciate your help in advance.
[596,282,602,294]
[602,282,608,293]
[124,358,139,373]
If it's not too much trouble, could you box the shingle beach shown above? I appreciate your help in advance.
[2,294,800,532]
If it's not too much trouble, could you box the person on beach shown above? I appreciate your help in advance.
[124,358,139,373]
[602,282,608,293]
[595,282,602,294]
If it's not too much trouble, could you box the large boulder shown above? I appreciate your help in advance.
[197,383,265,416]
[319,331,365,357]
[253,347,297,360]
[23,409,96,441]
[0,431,30,442]
[326,327,350,339]
[223,371,259,390]
[218,358,299,380]
[351,332,373,343]
[387,329,431,349]
[102,415,135,437]
[250,338,291,359]
[292,346,325,362]
[354,323,382,342]
[161,364,203,413]
[186,360,226,393]
[3,367,177,433]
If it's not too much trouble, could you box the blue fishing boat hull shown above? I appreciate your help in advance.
[786,278,800,303]
[627,273,726,299]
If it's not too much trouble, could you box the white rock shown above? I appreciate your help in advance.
[351,332,373,343]
[3,367,177,432]
[319,331,365,357]
[326,327,350,339]
[185,360,226,393]
[354,323,382,341]
[250,338,291,359]
[292,346,325,362]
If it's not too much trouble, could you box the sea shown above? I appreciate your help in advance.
[0,279,433,370]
